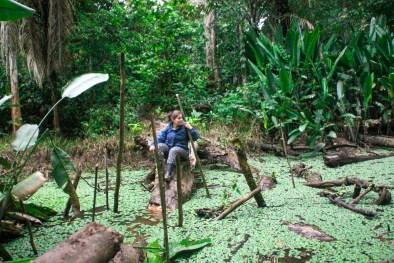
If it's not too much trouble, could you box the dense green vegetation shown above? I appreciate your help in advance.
[1,0,394,262]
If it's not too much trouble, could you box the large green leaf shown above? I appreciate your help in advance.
[278,67,294,94]
[169,238,212,259]
[0,0,34,21]
[11,124,39,152]
[61,73,109,99]
[0,94,11,106]
[14,203,57,221]
[51,147,76,191]
[362,73,375,109]
[327,47,347,80]
[304,27,320,62]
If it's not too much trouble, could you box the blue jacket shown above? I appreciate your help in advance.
[157,123,199,150]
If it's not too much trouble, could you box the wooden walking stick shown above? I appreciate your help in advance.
[176,94,210,198]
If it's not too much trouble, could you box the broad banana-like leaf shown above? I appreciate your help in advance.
[61,73,109,99]
[169,238,212,259]
[0,94,11,106]
[327,47,347,80]
[51,147,75,190]
[304,27,320,62]
[11,124,39,151]
[279,67,294,94]
[51,146,81,215]
[362,73,375,108]
[11,171,46,201]
[0,0,34,21]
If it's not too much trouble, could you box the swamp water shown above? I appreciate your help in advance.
[4,154,394,262]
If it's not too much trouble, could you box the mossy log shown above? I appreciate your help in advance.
[362,135,394,148]
[323,151,394,167]
[149,160,194,210]
[35,223,123,263]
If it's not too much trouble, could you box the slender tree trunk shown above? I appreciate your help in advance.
[238,23,247,85]
[9,51,22,135]
[275,0,290,35]
[204,10,220,89]
[114,53,126,213]
[49,73,61,134]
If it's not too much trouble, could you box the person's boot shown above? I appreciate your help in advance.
[165,163,175,182]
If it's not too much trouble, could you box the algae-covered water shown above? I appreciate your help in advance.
[4,154,394,262]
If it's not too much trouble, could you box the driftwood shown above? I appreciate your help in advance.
[319,191,376,217]
[324,150,394,167]
[305,177,391,217]
[35,223,123,263]
[149,160,194,210]
[232,138,266,207]
[197,176,276,219]
[291,163,322,184]
[362,135,394,148]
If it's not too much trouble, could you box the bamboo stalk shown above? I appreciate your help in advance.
[114,52,126,213]
[176,93,210,198]
[176,156,183,227]
[92,164,98,222]
[150,116,170,262]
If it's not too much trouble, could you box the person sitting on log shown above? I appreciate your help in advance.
[149,110,199,181]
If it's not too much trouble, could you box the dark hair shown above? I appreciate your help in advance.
[167,110,182,122]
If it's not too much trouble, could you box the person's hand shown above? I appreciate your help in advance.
[184,122,193,129]
[149,145,155,152]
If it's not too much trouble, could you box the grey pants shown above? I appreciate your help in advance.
[158,143,188,164]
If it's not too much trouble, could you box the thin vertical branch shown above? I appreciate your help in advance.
[150,115,170,263]
[176,156,183,227]
[279,123,295,188]
[114,52,126,213]
[176,94,210,198]
[20,200,38,255]
[105,145,110,210]
[92,164,98,222]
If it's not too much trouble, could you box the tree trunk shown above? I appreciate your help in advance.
[275,0,290,35]
[238,23,247,85]
[49,74,61,134]
[9,51,22,135]
[149,160,194,210]
[232,138,266,207]
[204,10,220,88]
[35,223,123,263]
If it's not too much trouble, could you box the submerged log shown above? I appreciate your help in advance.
[319,191,376,217]
[35,223,123,263]
[323,151,394,167]
[362,135,394,148]
[149,160,194,210]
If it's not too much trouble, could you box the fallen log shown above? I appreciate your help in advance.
[149,160,194,210]
[35,223,123,263]
[319,191,376,217]
[305,177,391,191]
[362,135,394,148]
[323,151,394,167]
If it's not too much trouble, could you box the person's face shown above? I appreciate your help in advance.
[173,114,183,127]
